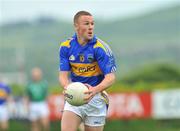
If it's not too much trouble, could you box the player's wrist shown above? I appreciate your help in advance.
[91,87,99,96]
[64,86,67,90]
[93,85,103,94]
[62,83,69,90]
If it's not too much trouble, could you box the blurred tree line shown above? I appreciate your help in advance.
[10,64,180,96]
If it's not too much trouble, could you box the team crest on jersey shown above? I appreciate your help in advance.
[87,54,94,63]
[69,55,75,61]
[79,54,85,62]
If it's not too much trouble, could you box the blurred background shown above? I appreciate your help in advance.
[0,0,180,131]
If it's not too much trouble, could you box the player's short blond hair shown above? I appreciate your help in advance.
[73,11,92,24]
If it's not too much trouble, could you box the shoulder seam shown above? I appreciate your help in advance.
[60,38,73,48]
[93,40,106,52]
[95,38,113,56]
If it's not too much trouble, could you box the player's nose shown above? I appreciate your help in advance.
[89,24,94,29]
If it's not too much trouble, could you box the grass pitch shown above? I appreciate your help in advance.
[8,119,180,131]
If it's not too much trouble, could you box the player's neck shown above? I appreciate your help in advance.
[77,36,88,46]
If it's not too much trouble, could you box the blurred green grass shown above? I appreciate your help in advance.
[9,119,180,131]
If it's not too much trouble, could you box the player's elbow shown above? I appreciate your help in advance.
[58,75,62,84]
[106,73,116,85]
[110,73,116,84]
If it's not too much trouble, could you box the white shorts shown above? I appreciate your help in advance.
[64,93,109,127]
[29,101,49,121]
[0,104,9,121]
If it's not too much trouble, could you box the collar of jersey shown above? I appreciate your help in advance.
[72,33,97,45]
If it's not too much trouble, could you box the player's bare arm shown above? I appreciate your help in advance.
[59,71,70,89]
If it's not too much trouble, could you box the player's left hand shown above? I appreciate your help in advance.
[84,84,97,103]
[62,86,67,96]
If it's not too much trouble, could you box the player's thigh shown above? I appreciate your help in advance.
[39,104,49,126]
[61,110,82,131]
[0,120,9,129]
[85,125,104,131]
[84,115,106,131]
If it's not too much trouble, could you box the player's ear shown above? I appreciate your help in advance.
[74,23,78,30]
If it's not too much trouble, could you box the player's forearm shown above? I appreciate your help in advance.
[59,76,69,89]
[94,73,116,93]
[59,71,70,89]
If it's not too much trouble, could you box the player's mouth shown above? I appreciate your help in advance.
[88,32,93,36]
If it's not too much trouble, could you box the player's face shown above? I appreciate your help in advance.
[75,15,94,41]
[31,68,42,81]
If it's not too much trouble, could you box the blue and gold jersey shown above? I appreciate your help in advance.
[59,34,116,86]
[0,83,11,105]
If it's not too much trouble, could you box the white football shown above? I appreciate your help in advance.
[64,82,88,106]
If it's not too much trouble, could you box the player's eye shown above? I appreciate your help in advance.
[84,22,89,25]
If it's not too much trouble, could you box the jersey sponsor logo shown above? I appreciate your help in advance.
[79,65,96,73]
[70,62,102,77]
[69,55,75,61]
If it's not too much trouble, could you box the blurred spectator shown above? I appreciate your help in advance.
[0,80,11,131]
[24,67,50,131]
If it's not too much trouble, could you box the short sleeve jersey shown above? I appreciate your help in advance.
[0,83,11,105]
[26,80,48,102]
[59,34,116,86]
